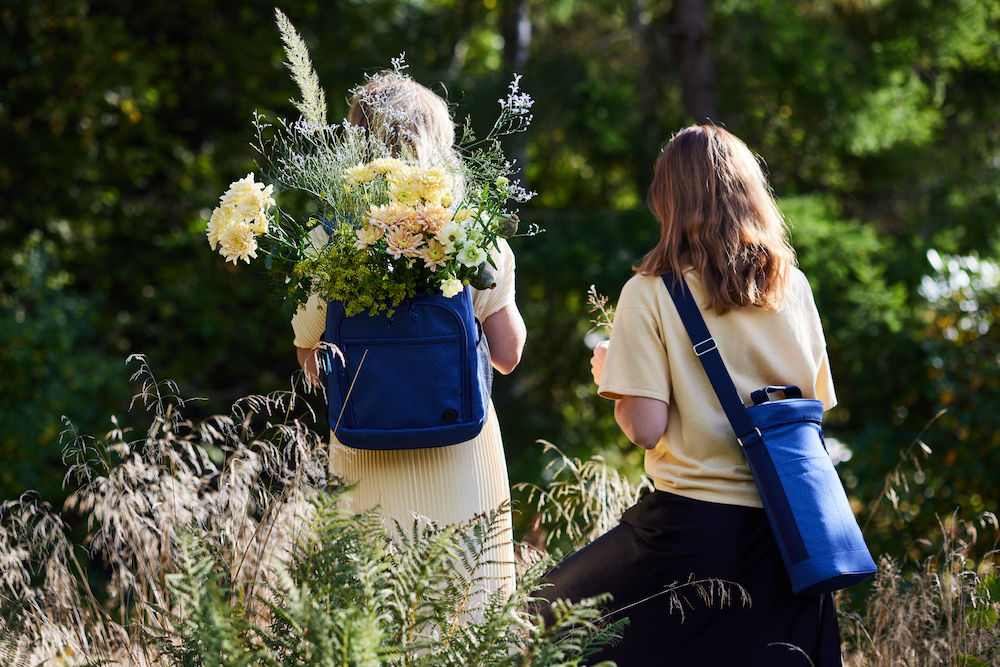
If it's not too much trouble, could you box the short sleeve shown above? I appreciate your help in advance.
[472,238,516,321]
[291,293,327,348]
[598,278,671,404]
[798,271,837,411]
[815,349,837,411]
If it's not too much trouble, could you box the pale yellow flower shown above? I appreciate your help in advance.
[354,225,384,249]
[385,227,425,259]
[413,167,450,204]
[218,221,258,264]
[440,192,454,208]
[440,277,463,298]
[387,165,423,205]
[452,207,477,223]
[220,173,275,234]
[369,157,406,175]
[389,183,420,206]
[206,205,237,250]
[418,239,450,272]
[344,163,376,186]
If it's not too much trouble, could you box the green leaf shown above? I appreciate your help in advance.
[965,604,999,630]
[954,654,992,667]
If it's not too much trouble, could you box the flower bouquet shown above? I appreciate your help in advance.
[205,10,536,318]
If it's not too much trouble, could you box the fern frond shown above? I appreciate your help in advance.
[273,9,327,128]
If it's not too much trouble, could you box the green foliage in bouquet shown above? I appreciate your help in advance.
[205,9,537,317]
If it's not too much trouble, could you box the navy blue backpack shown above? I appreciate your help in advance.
[319,288,492,450]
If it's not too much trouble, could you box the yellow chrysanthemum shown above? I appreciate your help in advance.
[206,205,237,250]
[216,173,274,237]
[369,157,406,175]
[218,221,258,264]
[344,163,376,186]
[220,173,275,225]
[414,167,450,204]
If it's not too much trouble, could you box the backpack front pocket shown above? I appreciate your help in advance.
[338,336,466,431]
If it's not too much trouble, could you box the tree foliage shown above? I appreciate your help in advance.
[3,0,1000,562]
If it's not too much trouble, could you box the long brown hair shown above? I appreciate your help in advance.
[639,125,795,313]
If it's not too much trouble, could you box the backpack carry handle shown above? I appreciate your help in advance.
[751,385,803,406]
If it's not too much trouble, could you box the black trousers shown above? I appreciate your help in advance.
[536,490,842,666]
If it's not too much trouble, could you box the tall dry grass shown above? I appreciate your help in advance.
[0,356,618,666]
[2,355,999,665]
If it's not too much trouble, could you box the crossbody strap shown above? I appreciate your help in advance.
[660,274,762,446]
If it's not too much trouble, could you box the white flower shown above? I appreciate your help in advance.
[435,221,466,250]
[440,277,463,298]
[457,244,488,268]
[464,226,484,245]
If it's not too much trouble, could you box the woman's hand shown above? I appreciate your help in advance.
[590,340,609,385]
[296,347,321,387]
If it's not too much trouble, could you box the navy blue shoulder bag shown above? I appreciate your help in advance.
[661,274,877,595]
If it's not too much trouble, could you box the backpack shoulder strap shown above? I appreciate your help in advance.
[660,274,760,446]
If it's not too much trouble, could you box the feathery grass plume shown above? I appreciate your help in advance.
[515,441,654,548]
[586,284,615,336]
[273,8,327,129]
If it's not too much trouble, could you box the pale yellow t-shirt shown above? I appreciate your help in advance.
[598,269,837,508]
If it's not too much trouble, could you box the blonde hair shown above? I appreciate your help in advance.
[638,125,796,313]
[348,72,461,183]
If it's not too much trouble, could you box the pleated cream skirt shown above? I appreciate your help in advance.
[330,401,515,602]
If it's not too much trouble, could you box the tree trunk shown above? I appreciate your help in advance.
[501,0,532,180]
[669,0,719,123]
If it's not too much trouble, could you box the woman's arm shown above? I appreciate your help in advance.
[613,396,668,449]
[482,304,526,375]
[591,340,668,450]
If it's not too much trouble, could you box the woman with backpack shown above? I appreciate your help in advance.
[536,125,842,665]
[291,72,526,601]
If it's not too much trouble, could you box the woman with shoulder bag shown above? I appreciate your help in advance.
[536,125,842,665]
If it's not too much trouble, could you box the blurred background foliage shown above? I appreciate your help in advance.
[3,0,1000,563]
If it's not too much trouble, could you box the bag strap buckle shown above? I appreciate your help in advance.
[693,337,717,357]
[738,427,762,448]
